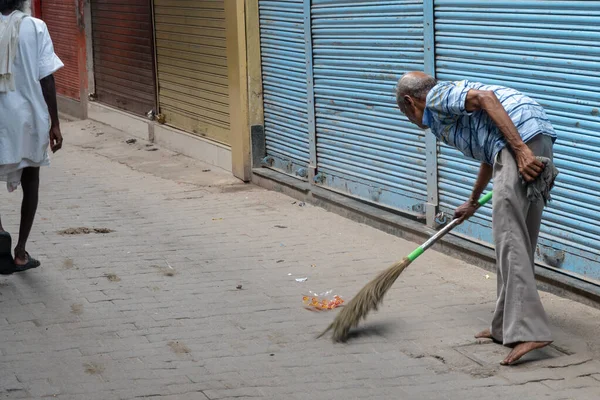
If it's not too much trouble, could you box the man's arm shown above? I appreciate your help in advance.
[40,74,62,153]
[465,89,542,182]
[469,163,493,203]
[454,163,493,223]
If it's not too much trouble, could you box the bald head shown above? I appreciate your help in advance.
[396,71,437,113]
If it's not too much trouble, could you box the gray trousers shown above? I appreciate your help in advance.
[491,134,553,345]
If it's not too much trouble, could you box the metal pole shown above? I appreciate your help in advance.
[423,0,438,227]
[303,0,317,182]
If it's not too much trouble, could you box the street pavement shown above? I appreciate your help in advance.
[0,120,599,400]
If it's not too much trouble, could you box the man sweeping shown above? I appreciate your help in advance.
[0,0,63,274]
[396,72,558,365]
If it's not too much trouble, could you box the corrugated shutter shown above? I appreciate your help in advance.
[435,0,600,281]
[154,0,230,145]
[258,0,310,177]
[311,0,427,215]
[91,0,156,115]
[41,0,80,99]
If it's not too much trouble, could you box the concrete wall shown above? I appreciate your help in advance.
[87,102,233,173]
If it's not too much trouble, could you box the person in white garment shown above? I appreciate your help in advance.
[0,0,63,274]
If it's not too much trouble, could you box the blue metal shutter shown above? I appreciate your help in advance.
[435,0,600,282]
[311,0,428,216]
[258,1,310,177]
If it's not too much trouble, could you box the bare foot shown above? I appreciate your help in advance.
[475,328,493,339]
[475,328,506,345]
[501,341,552,365]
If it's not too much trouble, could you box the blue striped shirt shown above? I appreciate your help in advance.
[422,80,556,165]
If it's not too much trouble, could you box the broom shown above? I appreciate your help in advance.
[318,192,493,342]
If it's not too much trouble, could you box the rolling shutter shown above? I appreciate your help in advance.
[41,0,80,99]
[154,0,230,145]
[258,0,310,177]
[311,0,427,215]
[91,0,156,115]
[434,0,600,281]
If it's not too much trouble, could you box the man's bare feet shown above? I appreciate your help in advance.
[475,328,507,345]
[501,341,552,365]
[475,328,493,339]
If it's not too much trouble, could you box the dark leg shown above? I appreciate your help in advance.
[14,167,40,266]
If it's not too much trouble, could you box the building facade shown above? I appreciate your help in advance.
[33,0,250,178]
[255,0,600,286]
[32,0,600,289]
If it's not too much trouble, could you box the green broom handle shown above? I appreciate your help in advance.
[407,191,493,262]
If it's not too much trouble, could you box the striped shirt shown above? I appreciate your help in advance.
[422,80,556,165]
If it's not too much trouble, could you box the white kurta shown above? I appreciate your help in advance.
[0,15,63,192]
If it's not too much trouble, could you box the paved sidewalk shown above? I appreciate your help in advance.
[0,120,599,400]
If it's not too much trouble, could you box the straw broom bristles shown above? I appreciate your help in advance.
[317,193,492,342]
[317,257,412,342]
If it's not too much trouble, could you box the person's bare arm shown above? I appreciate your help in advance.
[464,89,542,182]
[454,163,493,223]
[40,74,62,153]
[470,163,493,203]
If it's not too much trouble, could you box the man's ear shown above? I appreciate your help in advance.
[404,95,414,109]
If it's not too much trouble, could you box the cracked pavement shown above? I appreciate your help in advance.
[0,120,599,399]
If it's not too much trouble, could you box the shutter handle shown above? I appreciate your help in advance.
[296,168,308,178]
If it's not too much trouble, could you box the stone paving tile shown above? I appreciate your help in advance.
[0,120,598,399]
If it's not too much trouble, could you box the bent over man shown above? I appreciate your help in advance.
[396,71,557,365]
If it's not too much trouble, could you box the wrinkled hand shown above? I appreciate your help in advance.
[515,146,543,182]
[50,125,63,153]
[454,200,478,224]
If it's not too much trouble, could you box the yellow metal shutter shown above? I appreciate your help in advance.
[154,0,230,145]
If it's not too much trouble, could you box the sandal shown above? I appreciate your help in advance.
[13,251,41,273]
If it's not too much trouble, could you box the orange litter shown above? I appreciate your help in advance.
[302,291,344,311]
